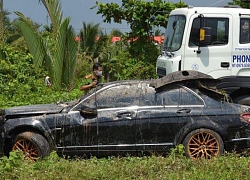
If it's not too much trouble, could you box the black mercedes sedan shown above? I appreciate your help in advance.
[0,71,250,161]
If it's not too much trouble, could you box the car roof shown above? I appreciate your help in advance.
[78,70,228,105]
[95,70,218,92]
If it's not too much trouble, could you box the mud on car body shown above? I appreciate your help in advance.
[0,71,250,161]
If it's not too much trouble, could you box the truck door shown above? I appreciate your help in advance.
[183,14,232,78]
[231,18,250,76]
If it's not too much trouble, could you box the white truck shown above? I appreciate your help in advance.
[156,5,250,105]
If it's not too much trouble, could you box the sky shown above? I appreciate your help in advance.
[4,0,232,33]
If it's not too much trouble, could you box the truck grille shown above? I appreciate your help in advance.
[157,68,166,78]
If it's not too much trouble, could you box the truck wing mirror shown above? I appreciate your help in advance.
[200,27,212,45]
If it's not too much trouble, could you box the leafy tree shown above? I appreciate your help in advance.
[76,25,125,83]
[97,29,125,82]
[0,1,26,51]
[12,0,77,90]
[93,0,187,80]
[228,0,250,8]
[74,22,103,82]
[78,22,103,60]
[93,0,186,54]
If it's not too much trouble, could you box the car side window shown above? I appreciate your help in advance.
[179,87,203,105]
[157,88,179,105]
[156,86,203,106]
[139,83,157,106]
[138,84,181,106]
[96,83,141,109]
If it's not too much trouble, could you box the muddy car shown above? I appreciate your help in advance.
[0,70,250,161]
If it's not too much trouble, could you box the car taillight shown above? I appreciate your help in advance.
[240,112,250,124]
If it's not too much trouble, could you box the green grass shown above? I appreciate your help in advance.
[1,151,250,180]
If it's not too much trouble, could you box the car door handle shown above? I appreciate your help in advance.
[177,109,191,114]
[116,111,135,120]
[221,62,229,68]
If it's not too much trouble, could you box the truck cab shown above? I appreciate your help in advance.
[156,6,250,105]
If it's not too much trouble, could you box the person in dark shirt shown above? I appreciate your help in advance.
[80,63,103,91]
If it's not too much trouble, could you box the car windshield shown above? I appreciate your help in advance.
[163,15,186,52]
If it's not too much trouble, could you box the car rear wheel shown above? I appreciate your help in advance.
[12,132,51,162]
[183,128,224,159]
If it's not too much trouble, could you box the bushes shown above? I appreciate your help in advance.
[0,45,82,108]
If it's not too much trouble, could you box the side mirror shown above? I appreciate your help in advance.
[80,105,97,118]
[200,27,212,45]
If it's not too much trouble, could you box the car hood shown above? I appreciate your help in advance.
[3,104,66,116]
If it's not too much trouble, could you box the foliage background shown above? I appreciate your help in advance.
[0,0,248,109]
[1,0,184,108]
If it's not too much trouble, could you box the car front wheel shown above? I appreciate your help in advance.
[12,132,51,162]
[183,128,224,159]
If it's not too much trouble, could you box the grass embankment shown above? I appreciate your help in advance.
[1,151,249,180]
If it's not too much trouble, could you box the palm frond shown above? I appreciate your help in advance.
[40,0,62,38]
[52,18,76,90]
[52,19,67,89]
[13,12,46,67]
[8,36,25,47]
[79,22,102,57]
[62,24,77,89]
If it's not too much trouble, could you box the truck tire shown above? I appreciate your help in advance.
[233,95,250,106]
[183,128,224,159]
[12,132,51,162]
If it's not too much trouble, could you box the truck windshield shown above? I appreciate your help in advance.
[163,15,186,52]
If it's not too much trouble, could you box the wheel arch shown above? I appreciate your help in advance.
[3,124,55,156]
[175,120,228,146]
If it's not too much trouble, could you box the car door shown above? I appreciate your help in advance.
[61,82,142,156]
[94,82,142,155]
[135,84,204,153]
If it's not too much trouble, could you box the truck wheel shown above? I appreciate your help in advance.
[183,128,224,159]
[233,95,250,106]
[12,132,51,162]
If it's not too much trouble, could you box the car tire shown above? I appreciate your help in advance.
[233,95,250,106]
[183,128,224,159]
[12,131,51,162]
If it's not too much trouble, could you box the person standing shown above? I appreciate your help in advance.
[45,76,52,87]
[240,20,250,43]
[80,63,103,91]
